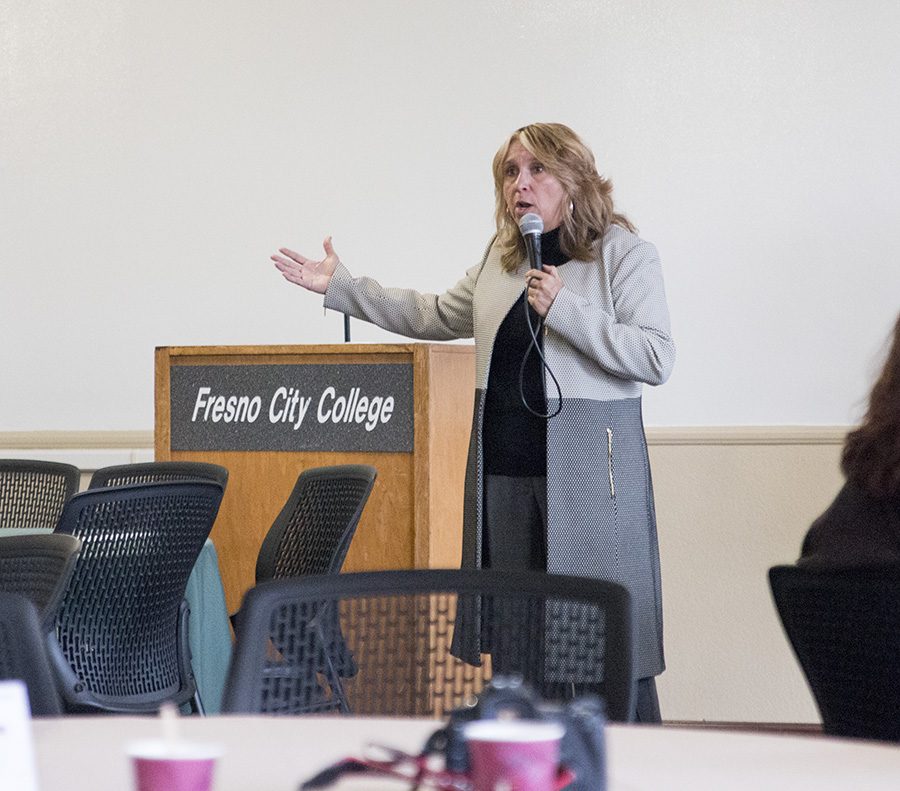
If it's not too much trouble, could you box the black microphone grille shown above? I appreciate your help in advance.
[518,212,544,237]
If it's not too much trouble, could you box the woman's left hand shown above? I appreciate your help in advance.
[525,266,563,318]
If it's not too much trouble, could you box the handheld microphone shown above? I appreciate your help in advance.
[518,212,544,271]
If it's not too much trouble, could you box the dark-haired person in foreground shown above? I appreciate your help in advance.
[272,123,675,721]
[800,313,900,566]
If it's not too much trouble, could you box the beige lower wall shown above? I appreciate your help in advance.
[648,428,846,723]
[0,427,848,723]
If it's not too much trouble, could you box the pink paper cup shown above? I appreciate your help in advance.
[128,739,222,791]
[463,720,567,791]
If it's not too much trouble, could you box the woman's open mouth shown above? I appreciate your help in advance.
[514,201,534,216]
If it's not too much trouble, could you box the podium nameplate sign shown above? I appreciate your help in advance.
[170,362,413,452]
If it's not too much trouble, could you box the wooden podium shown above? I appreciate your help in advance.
[155,343,475,615]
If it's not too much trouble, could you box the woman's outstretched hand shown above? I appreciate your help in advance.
[271,236,339,295]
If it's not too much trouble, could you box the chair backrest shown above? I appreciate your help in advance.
[51,480,224,713]
[0,459,80,530]
[88,461,229,490]
[769,563,900,741]
[255,465,377,583]
[0,533,82,631]
[223,569,635,721]
[0,592,63,716]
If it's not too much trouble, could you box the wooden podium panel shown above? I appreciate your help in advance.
[155,343,474,615]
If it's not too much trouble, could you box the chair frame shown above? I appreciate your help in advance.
[224,568,635,721]
[0,592,63,716]
[770,563,900,741]
[255,464,377,583]
[0,532,82,631]
[87,460,228,490]
[0,459,80,530]
[50,480,224,714]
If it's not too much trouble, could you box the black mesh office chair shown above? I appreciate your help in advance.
[769,563,900,741]
[0,459,80,530]
[0,592,63,716]
[50,480,224,714]
[223,569,635,721]
[255,465,377,584]
[0,533,82,631]
[88,461,229,491]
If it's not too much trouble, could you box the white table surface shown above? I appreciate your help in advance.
[31,715,900,791]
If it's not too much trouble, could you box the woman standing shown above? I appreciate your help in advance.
[272,123,675,721]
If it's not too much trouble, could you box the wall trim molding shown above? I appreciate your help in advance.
[0,431,154,450]
[0,426,849,451]
[646,426,848,446]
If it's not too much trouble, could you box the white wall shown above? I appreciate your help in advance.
[2,1,898,431]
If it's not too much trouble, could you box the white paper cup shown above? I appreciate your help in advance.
[128,739,222,791]
[463,720,566,791]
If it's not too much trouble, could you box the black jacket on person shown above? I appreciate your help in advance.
[799,480,900,567]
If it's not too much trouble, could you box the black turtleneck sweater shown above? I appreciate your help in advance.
[482,227,569,476]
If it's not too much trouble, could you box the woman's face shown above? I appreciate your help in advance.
[502,140,567,232]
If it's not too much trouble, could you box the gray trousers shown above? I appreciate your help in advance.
[483,474,661,723]
[483,475,547,571]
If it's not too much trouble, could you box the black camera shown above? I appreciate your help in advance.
[424,676,607,791]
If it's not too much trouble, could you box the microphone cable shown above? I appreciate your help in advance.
[518,284,562,419]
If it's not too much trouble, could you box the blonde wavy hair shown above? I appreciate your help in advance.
[492,122,635,272]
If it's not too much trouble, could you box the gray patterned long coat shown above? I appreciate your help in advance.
[324,224,675,679]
